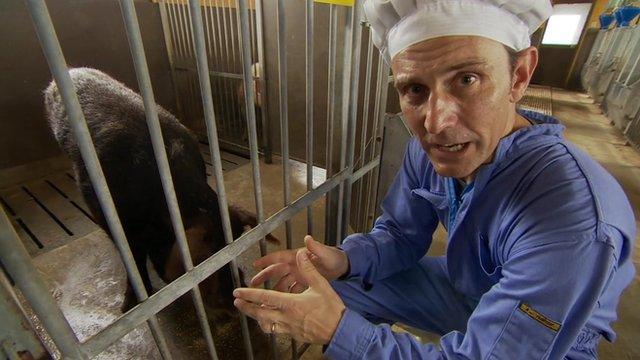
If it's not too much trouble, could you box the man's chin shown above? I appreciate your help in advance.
[431,164,474,181]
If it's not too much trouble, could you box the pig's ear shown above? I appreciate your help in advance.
[184,224,215,265]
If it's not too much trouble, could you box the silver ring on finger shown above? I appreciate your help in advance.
[288,281,298,293]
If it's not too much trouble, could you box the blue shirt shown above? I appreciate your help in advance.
[325,110,636,359]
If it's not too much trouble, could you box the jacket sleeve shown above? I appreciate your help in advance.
[339,140,440,286]
[325,228,622,359]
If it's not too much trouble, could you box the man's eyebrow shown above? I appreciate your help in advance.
[444,59,489,72]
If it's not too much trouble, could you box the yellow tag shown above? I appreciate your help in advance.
[314,0,355,6]
[519,303,561,332]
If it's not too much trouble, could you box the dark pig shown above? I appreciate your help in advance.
[44,67,275,316]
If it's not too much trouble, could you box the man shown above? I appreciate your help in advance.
[233,0,636,358]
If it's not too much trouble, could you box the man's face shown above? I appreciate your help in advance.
[391,36,518,181]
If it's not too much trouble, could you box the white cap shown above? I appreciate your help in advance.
[363,0,553,62]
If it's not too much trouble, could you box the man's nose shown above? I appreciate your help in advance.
[423,92,457,135]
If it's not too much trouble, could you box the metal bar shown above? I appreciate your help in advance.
[336,4,356,242]
[230,0,244,141]
[305,0,314,236]
[173,2,196,121]
[23,1,173,358]
[221,1,237,137]
[213,2,231,137]
[224,0,240,139]
[118,2,218,359]
[350,157,380,184]
[254,0,272,163]
[274,3,295,355]
[366,64,390,229]
[158,1,186,123]
[362,56,384,230]
[187,1,255,359]
[0,207,83,359]
[355,30,374,232]
[324,4,339,245]
[175,65,246,79]
[210,1,230,138]
[236,1,276,356]
[82,167,352,357]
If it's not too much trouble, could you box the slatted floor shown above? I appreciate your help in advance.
[518,85,553,116]
[0,148,249,257]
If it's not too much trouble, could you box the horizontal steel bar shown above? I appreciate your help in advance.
[350,156,379,184]
[82,166,354,356]
[174,64,244,79]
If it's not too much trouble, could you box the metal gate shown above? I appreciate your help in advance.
[156,0,271,159]
[1,0,390,359]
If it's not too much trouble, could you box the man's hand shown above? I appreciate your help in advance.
[250,235,349,293]
[234,248,346,344]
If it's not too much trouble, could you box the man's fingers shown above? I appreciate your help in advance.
[296,248,326,288]
[250,263,290,287]
[233,287,289,309]
[253,249,296,269]
[273,272,297,292]
[233,298,287,325]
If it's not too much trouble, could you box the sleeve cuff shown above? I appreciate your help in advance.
[323,308,376,360]
[338,235,368,279]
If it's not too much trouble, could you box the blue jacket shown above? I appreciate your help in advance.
[325,111,636,359]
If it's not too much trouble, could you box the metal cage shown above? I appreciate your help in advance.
[0,0,391,359]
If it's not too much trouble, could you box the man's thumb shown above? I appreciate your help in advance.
[305,235,328,258]
[296,248,324,287]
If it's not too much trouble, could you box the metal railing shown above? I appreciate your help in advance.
[1,0,390,359]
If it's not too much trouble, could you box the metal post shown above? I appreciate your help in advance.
[355,30,374,232]
[0,207,84,359]
[237,0,278,358]
[362,57,382,232]
[324,5,339,245]
[336,2,364,242]
[158,1,186,124]
[366,62,390,229]
[306,0,314,236]
[118,2,218,359]
[23,1,173,358]
[187,1,255,359]
[275,2,296,357]
[254,0,272,163]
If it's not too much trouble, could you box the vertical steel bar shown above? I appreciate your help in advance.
[23,2,173,358]
[221,1,236,138]
[335,4,356,243]
[229,0,242,140]
[339,1,364,241]
[254,0,272,163]
[236,2,277,357]
[276,0,292,254]
[305,0,314,236]
[213,2,232,137]
[158,1,186,123]
[324,5,339,245]
[118,2,218,359]
[187,1,255,359]
[0,208,84,359]
[366,61,390,229]
[355,30,374,232]
[210,1,230,138]
[275,0,295,357]
[363,56,384,230]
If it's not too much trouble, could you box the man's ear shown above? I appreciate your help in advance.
[509,46,539,104]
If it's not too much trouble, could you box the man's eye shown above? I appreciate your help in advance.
[407,84,425,95]
[459,74,478,86]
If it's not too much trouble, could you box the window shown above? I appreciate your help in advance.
[541,4,592,46]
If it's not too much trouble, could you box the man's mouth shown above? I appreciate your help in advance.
[434,142,468,152]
